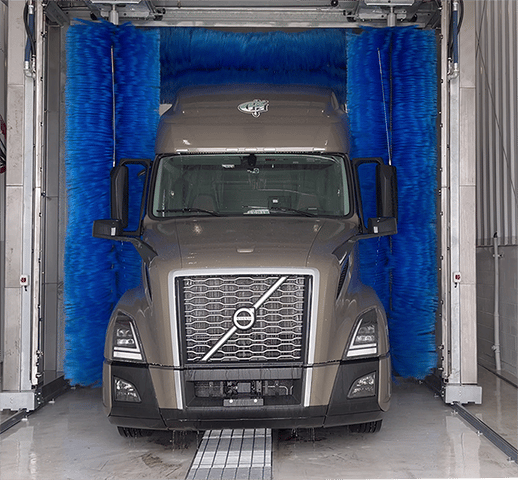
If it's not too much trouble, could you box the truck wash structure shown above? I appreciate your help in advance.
[2,2,486,422]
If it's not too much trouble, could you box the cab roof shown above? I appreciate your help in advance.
[155,84,350,155]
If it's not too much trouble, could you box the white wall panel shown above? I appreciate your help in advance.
[476,0,518,246]
[0,0,7,365]
[476,0,518,380]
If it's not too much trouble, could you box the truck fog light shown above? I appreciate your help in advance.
[114,377,142,403]
[347,372,376,399]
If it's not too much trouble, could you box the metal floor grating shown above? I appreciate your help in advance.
[186,428,272,480]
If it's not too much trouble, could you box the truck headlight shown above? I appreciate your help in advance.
[113,314,145,362]
[345,310,378,359]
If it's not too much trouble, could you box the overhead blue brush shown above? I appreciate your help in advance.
[160,28,348,104]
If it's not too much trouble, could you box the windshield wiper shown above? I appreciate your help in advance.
[157,208,221,217]
[269,206,316,217]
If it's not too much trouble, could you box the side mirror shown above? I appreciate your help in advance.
[376,164,398,219]
[111,164,129,228]
[352,157,398,239]
[93,219,124,239]
[367,217,397,237]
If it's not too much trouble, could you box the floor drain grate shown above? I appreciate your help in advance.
[186,428,272,480]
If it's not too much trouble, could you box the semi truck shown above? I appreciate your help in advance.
[93,85,398,436]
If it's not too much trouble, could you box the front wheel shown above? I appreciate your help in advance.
[117,426,153,438]
[349,420,382,433]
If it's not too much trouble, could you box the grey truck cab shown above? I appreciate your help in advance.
[93,85,397,436]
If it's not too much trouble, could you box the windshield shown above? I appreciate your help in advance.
[151,154,350,218]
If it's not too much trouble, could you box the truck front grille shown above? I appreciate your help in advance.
[177,274,310,363]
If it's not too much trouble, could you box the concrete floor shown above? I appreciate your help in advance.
[1,374,518,479]
[465,365,518,449]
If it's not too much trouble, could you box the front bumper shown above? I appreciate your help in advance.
[103,357,390,431]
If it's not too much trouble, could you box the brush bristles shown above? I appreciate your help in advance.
[64,21,116,386]
[65,24,438,385]
[390,28,438,378]
[348,27,438,379]
[160,28,348,104]
[64,22,159,385]
[114,25,160,295]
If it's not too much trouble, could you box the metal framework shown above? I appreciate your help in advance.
[1,0,483,411]
[441,0,481,404]
[48,0,441,28]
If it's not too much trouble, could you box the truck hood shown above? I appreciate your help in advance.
[145,216,358,269]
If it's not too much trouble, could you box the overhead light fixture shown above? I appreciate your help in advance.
[90,0,141,3]
[362,0,414,26]
[88,0,155,23]
[364,0,414,5]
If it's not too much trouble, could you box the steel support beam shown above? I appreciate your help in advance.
[442,0,481,405]
[62,1,440,28]
[0,0,45,411]
[0,0,7,377]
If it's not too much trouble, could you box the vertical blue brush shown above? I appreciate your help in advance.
[347,28,392,311]
[113,24,160,296]
[390,27,438,378]
[64,20,117,385]
[347,27,438,379]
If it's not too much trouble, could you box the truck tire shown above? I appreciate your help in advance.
[117,426,153,438]
[349,420,382,434]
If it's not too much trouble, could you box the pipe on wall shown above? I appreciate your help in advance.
[492,232,502,371]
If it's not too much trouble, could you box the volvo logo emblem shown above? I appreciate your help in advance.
[201,275,288,362]
[238,99,269,118]
[233,307,256,330]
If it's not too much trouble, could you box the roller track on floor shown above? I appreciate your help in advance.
[425,376,518,463]
[451,402,518,463]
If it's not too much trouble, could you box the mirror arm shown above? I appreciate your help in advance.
[332,237,357,264]
[123,237,157,264]
[107,234,157,264]
[93,219,157,264]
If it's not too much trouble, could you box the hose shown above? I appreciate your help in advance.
[448,0,464,62]
[23,1,36,65]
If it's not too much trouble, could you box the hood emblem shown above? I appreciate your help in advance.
[238,99,269,118]
[201,275,287,361]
